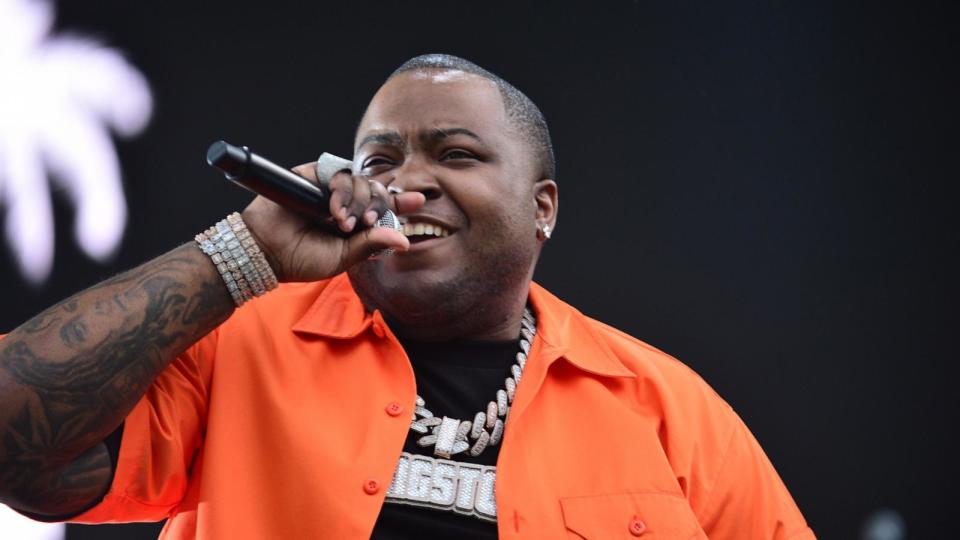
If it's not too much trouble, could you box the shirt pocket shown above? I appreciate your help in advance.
[560,492,707,539]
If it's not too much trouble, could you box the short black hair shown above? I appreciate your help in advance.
[389,54,556,180]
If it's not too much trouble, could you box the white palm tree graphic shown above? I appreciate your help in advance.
[0,0,152,284]
[0,503,64,540]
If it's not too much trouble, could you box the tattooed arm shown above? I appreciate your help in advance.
[0,243,234,517]
[0,166,420,518]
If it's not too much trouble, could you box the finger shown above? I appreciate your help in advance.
[391,191,427,215]
[327,171,354,227]
[291,162,319,183]
[341,226,411,268]
[344,175,372,231]
[363,181,391,226]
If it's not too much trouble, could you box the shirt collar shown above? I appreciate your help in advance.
[292,274,634,379]
[292,274,373,339]
[527,282,635,379]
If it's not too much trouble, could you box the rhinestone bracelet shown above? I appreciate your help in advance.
[195,212,278,307]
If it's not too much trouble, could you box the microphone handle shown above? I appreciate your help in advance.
[206,140,397,237]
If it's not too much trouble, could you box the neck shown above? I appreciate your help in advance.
[357,284,531,343]
[384,307,524,342]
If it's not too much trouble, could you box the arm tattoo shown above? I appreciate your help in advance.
[59,316,89,348]
[20,314,61,334]
[0,243,233,515]
[2,400,114,516]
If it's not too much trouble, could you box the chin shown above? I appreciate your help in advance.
[347,243,535,331]
[347,263,465,321]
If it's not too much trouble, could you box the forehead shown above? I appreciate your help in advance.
[356,70,509,147]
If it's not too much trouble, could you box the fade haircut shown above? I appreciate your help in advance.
[388,54,556,180]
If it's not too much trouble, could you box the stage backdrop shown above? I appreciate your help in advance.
[1,1,956,538]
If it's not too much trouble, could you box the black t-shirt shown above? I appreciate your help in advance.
[371,337,518,540]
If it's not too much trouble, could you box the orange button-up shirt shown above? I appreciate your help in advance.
[65,275,813,539]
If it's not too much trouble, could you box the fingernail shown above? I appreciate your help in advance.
[345,216,357,230]
[339,208,348,220]
[364,210,378,225]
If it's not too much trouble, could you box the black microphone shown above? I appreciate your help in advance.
[205,140,400,235]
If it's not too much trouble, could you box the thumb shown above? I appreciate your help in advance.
[341,226,410,268]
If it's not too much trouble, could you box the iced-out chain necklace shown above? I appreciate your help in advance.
[410,307,536,459]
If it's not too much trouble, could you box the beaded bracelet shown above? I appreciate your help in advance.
[195,212,278,307]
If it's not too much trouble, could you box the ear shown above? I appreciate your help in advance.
[533,179,558,229]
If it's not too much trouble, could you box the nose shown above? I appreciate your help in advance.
[388,158,442,201]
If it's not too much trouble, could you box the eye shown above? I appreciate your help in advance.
[361,156,393,170]
[440,149,476,161]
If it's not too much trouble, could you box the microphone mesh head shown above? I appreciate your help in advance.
[376,210,401,232]
[372,210,401,258]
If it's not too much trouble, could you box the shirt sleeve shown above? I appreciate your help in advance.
[695,413,815,539]
[66,329,219,524]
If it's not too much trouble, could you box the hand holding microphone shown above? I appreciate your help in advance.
[206,141,424,282]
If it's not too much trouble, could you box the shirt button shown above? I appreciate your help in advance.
[372,322,385,338]
[385,402,404,416]
[363,478,381,495]
[628,516,647,536]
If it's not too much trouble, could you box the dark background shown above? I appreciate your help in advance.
[1,1,956,538]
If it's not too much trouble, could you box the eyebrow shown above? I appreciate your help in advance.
[356,127,486,152]
[423,127,484,145]
[356,132,407,152]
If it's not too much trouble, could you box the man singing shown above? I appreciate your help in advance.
[0,54,814,538]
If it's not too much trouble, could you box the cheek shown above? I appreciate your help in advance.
[442,161,538,240]
[477,188,536,233]
[455,176,533,221]
[465,198,538,257]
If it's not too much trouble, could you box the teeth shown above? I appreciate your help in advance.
[402,222,450,238]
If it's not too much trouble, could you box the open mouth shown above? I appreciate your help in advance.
[402,222,452,245]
